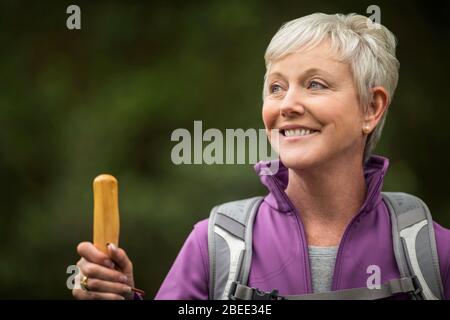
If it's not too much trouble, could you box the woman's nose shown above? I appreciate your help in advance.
[279,88,306,117]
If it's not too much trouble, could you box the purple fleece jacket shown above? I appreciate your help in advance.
[155,155,450,299]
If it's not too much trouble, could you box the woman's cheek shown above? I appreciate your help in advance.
[262,102,278,130]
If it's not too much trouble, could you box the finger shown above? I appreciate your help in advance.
[83,278,132,295]
[74,289,125,300]
[73,265,84,290]
[73,288,88,300]
[78,261,129,284]
[107,244,133,274]
[77,242,115,269]
[88,291,126,300]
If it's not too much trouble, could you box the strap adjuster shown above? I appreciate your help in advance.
[410,276,423,296]
[229,281,284,300]
[253,288,284,300]
[228,281,238,300]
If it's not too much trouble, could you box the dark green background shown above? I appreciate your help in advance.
[0,0,449,298]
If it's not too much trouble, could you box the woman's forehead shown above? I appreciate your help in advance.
[267,49,349,78]
[268,39,340,64]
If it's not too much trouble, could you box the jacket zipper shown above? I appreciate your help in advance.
[269,175,313,294]
[330,173,385,290]
[268,169,385,293]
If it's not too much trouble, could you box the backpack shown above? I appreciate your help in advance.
[207,192,445,300]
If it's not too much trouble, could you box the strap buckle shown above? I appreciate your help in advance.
[410,275,423,296]
[253,288,284,300]
[229,281,284,300]
[228,281,239,300]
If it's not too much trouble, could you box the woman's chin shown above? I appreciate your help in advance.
[279,152,319,170]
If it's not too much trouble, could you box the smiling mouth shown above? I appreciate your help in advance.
[280,128,319,137]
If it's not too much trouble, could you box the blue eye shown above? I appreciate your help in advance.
[308,81,327,90]
[270,84,282,94]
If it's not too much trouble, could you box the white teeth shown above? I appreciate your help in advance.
[284,129,315,137]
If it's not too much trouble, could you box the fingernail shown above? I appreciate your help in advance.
[120,275,128,283]
[104,260,115,268]
[107,243,117,251]
[123,286,132,293]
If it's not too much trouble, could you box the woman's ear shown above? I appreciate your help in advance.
[363,86,389,134]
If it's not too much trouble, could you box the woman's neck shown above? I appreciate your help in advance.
[285,155,367,246]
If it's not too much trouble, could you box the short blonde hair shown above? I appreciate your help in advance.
[263,13,400,163]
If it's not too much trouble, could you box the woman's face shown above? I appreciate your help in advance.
[262,41,367,170]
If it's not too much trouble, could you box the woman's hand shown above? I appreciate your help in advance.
[72,242,135,300]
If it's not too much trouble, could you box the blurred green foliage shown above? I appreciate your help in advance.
[0,0,449,298]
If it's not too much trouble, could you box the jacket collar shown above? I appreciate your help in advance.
[254,155,390,214]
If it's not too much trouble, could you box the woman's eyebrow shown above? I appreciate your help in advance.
[267,71,285,81]
[268,68,335,81]
[301,68,335,79]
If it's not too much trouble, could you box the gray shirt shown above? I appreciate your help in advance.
[308,245,339,293]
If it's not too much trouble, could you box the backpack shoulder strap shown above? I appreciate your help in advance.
[382,192,444,300]
[207,196,264,300]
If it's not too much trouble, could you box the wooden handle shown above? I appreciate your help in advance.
[93,174,120,255]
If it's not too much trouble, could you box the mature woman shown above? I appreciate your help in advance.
[73,13,450,300]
